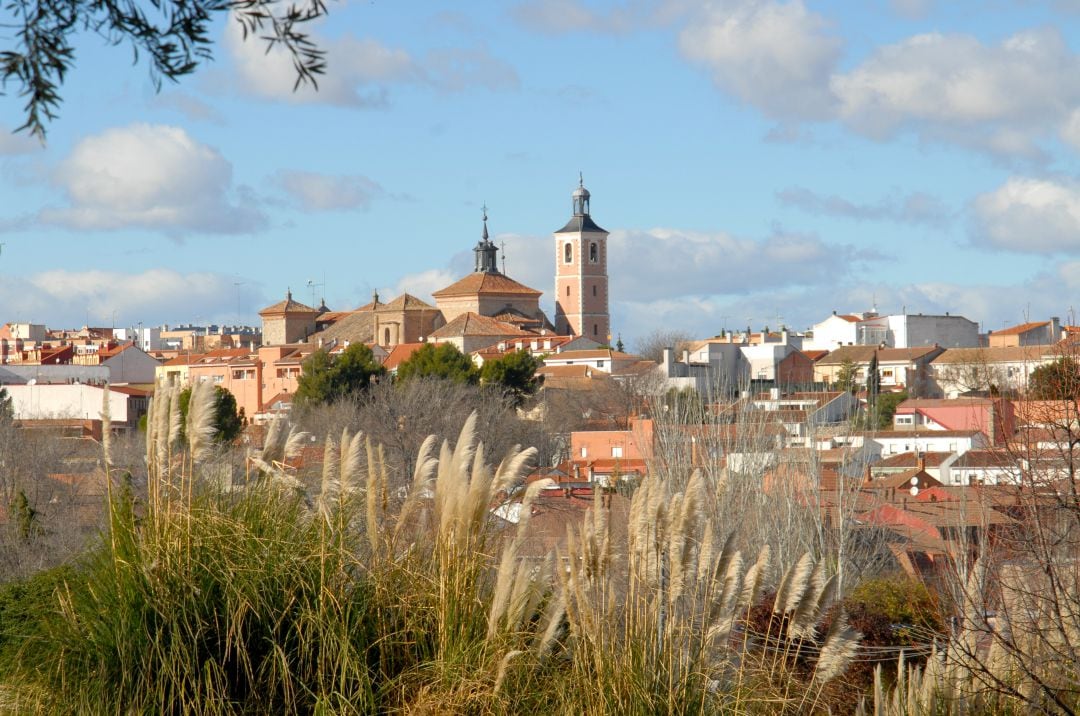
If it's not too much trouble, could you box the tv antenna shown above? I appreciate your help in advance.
[306,278,324,308]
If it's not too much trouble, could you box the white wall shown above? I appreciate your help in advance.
[6,383,131,422]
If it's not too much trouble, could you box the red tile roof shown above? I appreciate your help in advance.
[383,342,426,370]
[431,272,542,298]
[258,293,318,316]
[428,313,535,339]
[993,321,1050,336]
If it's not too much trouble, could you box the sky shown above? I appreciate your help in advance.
[4,0,1080,347]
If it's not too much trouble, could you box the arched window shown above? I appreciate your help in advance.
[384,328,391,345]
[593,324,598,336]
[566,285,570,297]
[589,242,598,262]
[564,243,572,263]
[592,285,597,297]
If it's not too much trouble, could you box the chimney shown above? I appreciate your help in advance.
[918,454,926,472]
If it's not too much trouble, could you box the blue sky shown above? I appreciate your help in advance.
[4,0,1080,346]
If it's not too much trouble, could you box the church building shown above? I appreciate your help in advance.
[259,179,611,352]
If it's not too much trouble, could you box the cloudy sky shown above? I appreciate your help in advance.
[3,0,1080,345]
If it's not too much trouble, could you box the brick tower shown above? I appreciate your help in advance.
[554,176,609,341]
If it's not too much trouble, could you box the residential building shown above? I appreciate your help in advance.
[892,398,1015,445]
[987,318,1061,347]
[814,345,945,396]
[805,311,978,351]
[931,345,1063,398]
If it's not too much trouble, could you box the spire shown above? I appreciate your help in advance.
[572,175,591,217]
[474,203,499,273]
[286,287,292,301]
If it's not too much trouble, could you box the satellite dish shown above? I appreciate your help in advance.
[911,476,919,485]
[910,485,919,497]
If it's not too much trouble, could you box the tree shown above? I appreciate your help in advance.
[2,0,328,139]
[833,359,858,394]
[866,352,880,417]
[295,343,385,406]
[479,350,542,407]
[0,387,11,423]
[178,385,244,443]
[395,343,478,385]
[634,328,694,364]
[1027,356,1080,400]
[872,391,907,430]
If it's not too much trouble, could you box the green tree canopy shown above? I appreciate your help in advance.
[834,359,858,394]
[1028,357,1080,401]
[396,343,479,385]
[871,391,907,431]
[295,343,385,406]
[479,350,543,407]
[178,385,245,444]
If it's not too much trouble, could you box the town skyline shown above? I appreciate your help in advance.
[4,0,1080,341]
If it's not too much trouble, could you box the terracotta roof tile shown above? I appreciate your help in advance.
[428,313,535,339]
[993,321,1050,336]
[431,272,542,298]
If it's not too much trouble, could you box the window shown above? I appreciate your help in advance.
[564,243,573,263]
[592,285,597,297]
[612,446,623,458]
[589,242,598,262]
[580,447,587,457]
[593,324,598,336]
[566,285,570,297]
[384,328,391,345]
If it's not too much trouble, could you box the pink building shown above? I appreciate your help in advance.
[554,178,610,342]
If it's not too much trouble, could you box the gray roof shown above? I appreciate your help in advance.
[555,214,607,234]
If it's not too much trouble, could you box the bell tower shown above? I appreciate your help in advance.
[554,175,609,341]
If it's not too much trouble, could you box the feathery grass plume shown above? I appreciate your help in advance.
[697,519,716,584]
[99,382,113,468]
[815,611,861,683]
[144,393,155,467]
[186,379,219,464]
[493,650,524,695]
[365,435,380,552]
[283,424,310,460]
[487,478,554,640]
[154,379,171,479]
[779,551,814,616]
[167,380,182,450]
[393,434,439,545]
[339,429,363,495]
[534,592,567,658]
[261,415,286,463]
[317,436,338,525]
[739,544,770,611]
[789,561,829,639]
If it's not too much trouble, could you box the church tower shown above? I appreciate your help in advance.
[554,176,609,341]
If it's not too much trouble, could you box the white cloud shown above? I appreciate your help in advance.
[777,186,952,227]
[677,0,841,120]
[274,170,384,211]
[0,269,266,327]
[393,268,462,301]
[971,176,1080,253]
[40,124,264,235]
[225,18,518,106]
[831,28,1080,154]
